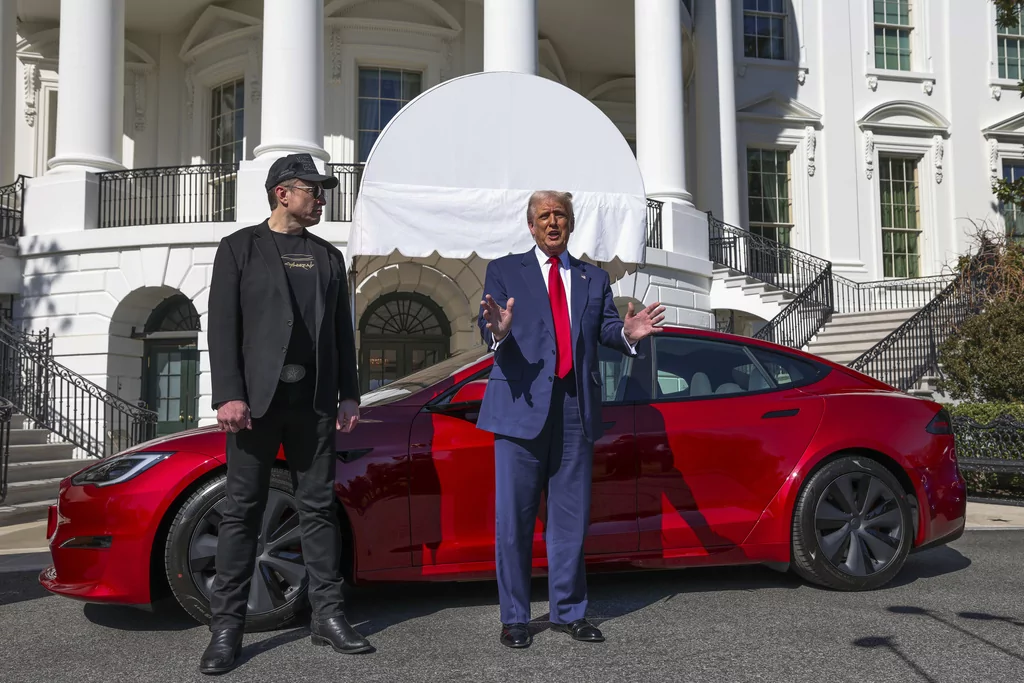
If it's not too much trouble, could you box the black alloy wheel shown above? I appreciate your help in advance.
[164,469,309,631]
[791,455,913,591]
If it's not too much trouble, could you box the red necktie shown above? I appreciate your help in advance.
[547,256,572,378]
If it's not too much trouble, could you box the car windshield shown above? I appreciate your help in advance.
[359,347,492,407]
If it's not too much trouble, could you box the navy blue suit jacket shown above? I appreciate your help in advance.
[476,249,633,443]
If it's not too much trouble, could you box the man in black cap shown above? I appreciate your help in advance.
[201,153,368,674]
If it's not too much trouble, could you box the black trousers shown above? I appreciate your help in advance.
[209,376,345,629]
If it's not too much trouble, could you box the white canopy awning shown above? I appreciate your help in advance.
[348,71,649,280]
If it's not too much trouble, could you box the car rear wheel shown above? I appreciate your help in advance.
[791,455,913,591]
[163,469,308,631]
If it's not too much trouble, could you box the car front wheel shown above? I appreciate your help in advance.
[791,455,913,591]
[163,469,309,631]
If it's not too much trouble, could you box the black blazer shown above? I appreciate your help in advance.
[208,220,360,419]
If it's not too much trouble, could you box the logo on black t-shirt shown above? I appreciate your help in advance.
[282,254,315,270]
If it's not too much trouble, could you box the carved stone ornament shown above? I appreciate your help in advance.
[864,131,875,180]
[184,67,195,121]
[248,39,261,103]
[797,67,808,85]
[805,126,816,177]
[922,79,935,95]
[331,29,343,84]
[134,71,147,131]
[991,86,1002,101]
[933,135,943,184]
[989,139,1000,180]
[866,75,878,91]
[24,63,39,127]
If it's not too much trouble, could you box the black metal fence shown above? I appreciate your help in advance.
[646,198,663,249]
[325,163,363,223]
[848,253,988,391]
[753,266,834,349]
[833,273,955,314]
[0,175,26,242]
[97,164,239,228]
[0,320,157,459]
[0,397,12,505]
[954,415,1024,473]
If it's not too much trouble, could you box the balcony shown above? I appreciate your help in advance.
[97,164,239,228]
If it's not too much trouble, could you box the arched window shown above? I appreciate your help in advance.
[359,292,450,392]
[144,294,201,334]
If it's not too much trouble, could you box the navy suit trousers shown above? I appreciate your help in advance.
[493,372,593,625]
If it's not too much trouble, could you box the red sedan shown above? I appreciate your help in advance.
[39,326,966,631]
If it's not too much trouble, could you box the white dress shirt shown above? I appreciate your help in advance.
[489,246,636,354]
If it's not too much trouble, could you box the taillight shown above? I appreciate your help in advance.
[926,407,953,435]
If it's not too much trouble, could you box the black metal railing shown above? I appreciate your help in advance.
[833,273,956,314]
[0,320,157,459]
[753,265,834,349]
[709,214,831,297]
[0,175,26,242]
[0,397,12,505]
[646,198,663,249]
[325,163,364,222]
[848,251,988,391]
[97,164,239,228]
[954,414,1024,473]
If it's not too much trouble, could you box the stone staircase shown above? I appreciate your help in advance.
[1,413,84,526]
[711,266,797,323]
[805,309,919,367]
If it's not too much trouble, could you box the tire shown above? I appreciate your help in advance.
[791,455,913,591]
[163,468,309,632]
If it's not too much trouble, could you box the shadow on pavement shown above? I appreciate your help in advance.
[0,569,52,608]
[854,635,938,683]
[84,597,199,632]
[885,545,972,589]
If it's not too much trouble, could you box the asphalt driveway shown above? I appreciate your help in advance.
[1,529,1022,683]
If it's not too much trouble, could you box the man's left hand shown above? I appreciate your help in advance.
[337,399,359,433]
[623,300,666,345]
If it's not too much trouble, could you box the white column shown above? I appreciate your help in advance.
[484,0,537,74]
[715,0,741,225]
[0,0,16,183]
[254,0,327,160]
[635,0,692,205]
[48,0,125,173]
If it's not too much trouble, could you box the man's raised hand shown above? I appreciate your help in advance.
[481,294,514,342]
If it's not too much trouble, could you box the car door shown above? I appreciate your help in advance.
[634,335,825,553]
[408,347,641,570]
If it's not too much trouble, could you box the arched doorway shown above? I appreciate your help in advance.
[359,292,451,392]
[140,294,201,435]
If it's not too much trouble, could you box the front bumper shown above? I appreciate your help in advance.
[39,451,219,606]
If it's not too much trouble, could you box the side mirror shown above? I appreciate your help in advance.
[452,379,487,404]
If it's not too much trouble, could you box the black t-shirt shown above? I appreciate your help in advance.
[271,230,318,367]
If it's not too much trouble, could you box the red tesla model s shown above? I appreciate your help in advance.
[39,326,966,631]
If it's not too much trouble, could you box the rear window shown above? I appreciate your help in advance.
[360,348,491,406]
[750,347,827,387]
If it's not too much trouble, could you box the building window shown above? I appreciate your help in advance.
[747,148,793,245]
[879,155,921,278]
[874,0,913,71]
[1002,160,1024,243]
[209,78,243,222]
[743,0,787,60]
[358,292,450,392]
[210,79,244,165]
[997,8,1023,81]
[358,68,422,163]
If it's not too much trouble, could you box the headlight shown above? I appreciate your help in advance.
[70,451,174,487]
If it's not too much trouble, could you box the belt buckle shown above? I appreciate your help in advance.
[280,364,306,383]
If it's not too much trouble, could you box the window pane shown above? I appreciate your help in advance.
[358,98,379,131]
[402,72,422,100]
[653,337,774,398]
[359,68,379,97]
[380,70,402,99]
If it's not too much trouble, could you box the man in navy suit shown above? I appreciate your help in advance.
[477,190,665,648]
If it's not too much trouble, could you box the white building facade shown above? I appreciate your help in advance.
[0,0,1022,438]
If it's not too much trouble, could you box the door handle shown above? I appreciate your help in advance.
[762,409,799,419]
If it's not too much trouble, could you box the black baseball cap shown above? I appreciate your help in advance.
[264,153,339,191]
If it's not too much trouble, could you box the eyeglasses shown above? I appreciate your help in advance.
[289,184,325,200]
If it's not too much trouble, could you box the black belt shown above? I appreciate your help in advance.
[280,364,313,383]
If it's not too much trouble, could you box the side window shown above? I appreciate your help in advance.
[652,336,774,399]
[597,345,631,403]
[750,347,825,387]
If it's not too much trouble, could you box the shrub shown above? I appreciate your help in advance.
[937,301,1024,403]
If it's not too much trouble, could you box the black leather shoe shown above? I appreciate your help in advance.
[500,623,532,648]
[199,627,244,675]
[552,618,605,642]
[310,615,374,654]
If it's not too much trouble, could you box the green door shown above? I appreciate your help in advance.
[146,341,199,436]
